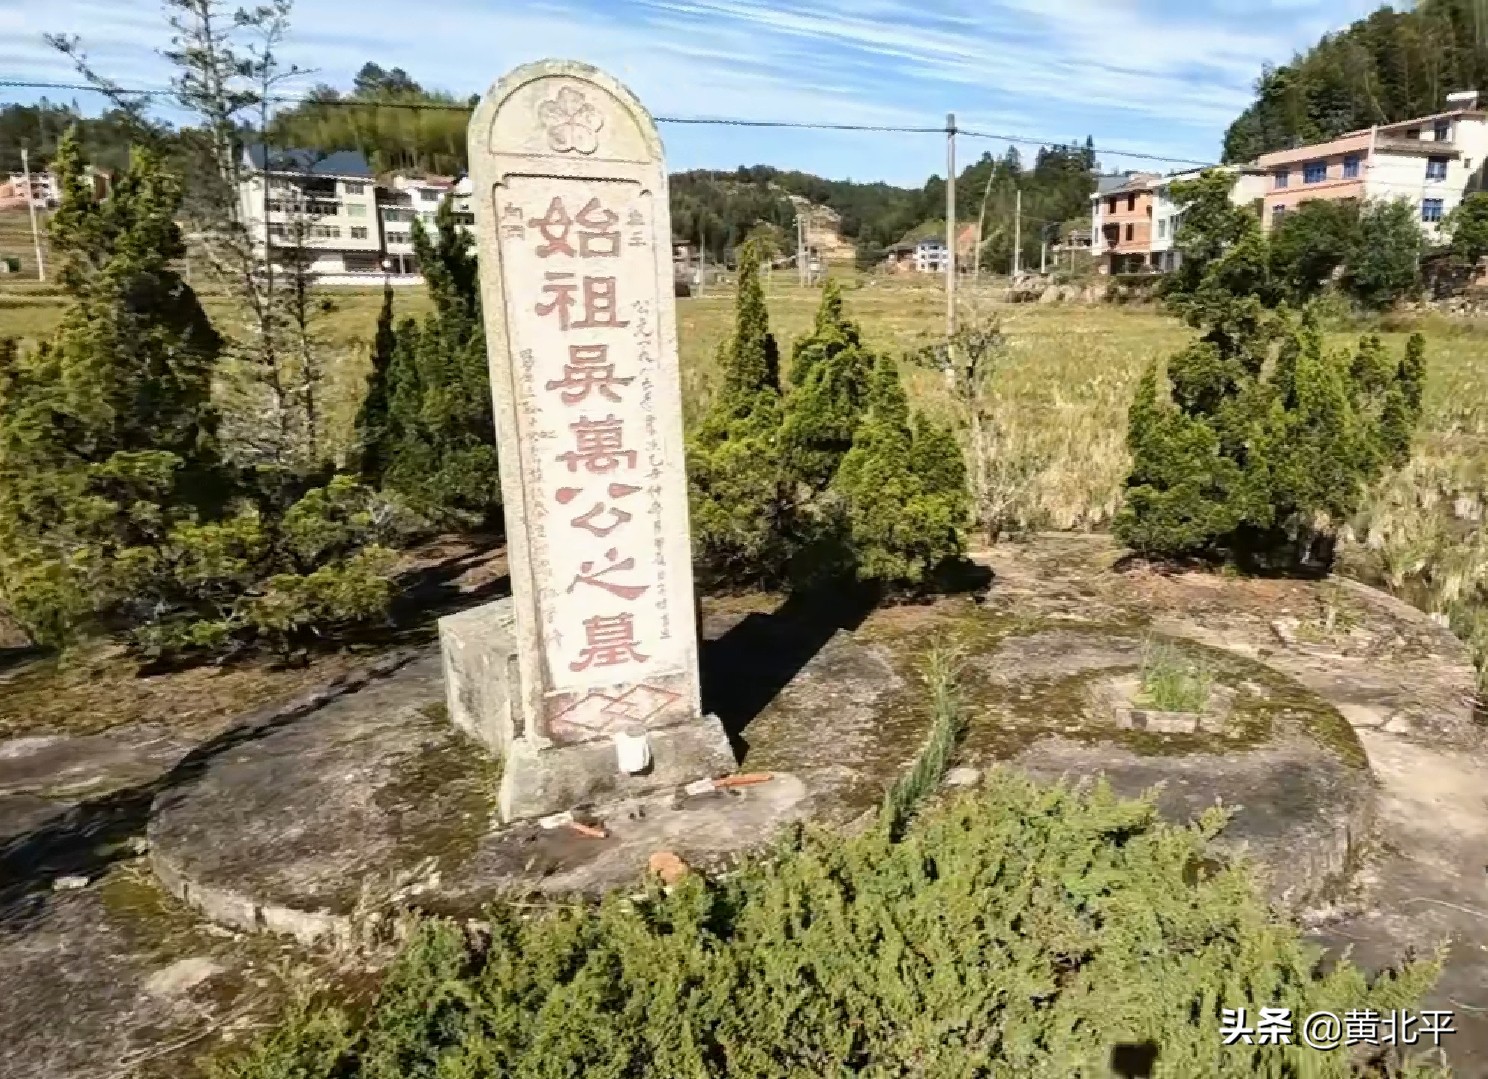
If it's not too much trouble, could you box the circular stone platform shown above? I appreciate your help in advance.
[148,653,812,945]
[963,626,1375,908]
[150,577,1380,943]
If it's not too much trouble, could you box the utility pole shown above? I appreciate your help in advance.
[945,112,957,339]
[695,220,706,299]
[1040,233,1048,275]
[796,208,807,288]
[1012,188,1022,279]
[20,146,45,282]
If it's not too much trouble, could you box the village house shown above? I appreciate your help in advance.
[1090,167,1265,274]
[882,222,978,274]
[377,173,475,277]
[1257,90,1488,241]
[0,166,111,211]
[238,146,476,285]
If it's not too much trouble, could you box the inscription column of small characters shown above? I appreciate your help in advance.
[504,198,562,642]
[530,192,653,677]
[631,292,670,641]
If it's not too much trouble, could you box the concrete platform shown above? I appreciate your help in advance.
[147,654,810,945]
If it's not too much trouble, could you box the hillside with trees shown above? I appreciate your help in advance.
[271,62,1096,270]
[271,63,475,176]
[1224,0,1488,162]
[673,142,1096,272]
[0,100,157,173]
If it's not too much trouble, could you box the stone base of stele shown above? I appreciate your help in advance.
[439,598,736,823]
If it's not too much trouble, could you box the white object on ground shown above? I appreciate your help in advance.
[614,731,652,774]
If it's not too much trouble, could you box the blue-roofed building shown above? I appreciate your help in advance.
[238,144,393,282]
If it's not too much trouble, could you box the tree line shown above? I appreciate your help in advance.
[1225,0,1488,162]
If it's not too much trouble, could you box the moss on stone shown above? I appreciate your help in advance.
[374,728,501,880]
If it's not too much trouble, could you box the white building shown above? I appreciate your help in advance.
[238,147,477,286]
[378,174,476,277]
[1149,167,1267,272]
[239,146,387,283]
[1090,167,1265,273]
[1256,91,1488,244]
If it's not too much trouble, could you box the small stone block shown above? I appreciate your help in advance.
[944,766,981,788]
[1128,709,1202,735]
[439,597,518,756]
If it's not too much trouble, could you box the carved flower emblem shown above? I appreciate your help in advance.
[539,85,603,155]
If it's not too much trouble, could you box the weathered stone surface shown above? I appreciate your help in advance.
[498,714,735,821]
[943,766,980,787]
[1015,738,1375,909]
[440,597,518,755]
[148,652,796,942]
[462,59,731,819]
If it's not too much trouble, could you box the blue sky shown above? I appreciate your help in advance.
[3,0,1383,186]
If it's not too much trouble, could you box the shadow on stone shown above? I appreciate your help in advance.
[701,585,881,760]
[1110,1041,1159,1078]
[0,645,42,679]
[390,536,509,627]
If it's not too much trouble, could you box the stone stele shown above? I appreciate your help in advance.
[444,59,735,822]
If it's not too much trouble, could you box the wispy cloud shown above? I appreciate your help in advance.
[4,0,1383,184]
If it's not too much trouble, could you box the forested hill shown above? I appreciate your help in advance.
[1,61,1096,273]
[674,143,1096,270]
[1224,0,1488,162]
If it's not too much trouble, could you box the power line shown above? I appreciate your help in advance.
[0,78,1222,167]
[960,127,1217,169]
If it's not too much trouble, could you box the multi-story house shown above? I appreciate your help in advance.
[239,146,386,281]
[1090,173,1161,273]
[1091,167,1264,273]
[238,148,478,284]
[0,166,110,210]
[881,223,978,274]
[1257,91,1488,241]
[378,175,476,276]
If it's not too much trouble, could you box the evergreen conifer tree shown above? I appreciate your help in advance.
[360,203,501,527]
[1116,305,1427,565]
[354,285,398,482]
[687,238,793,585]
[0,128,225,644]
[780,278,873,492]
[832,354,969,587]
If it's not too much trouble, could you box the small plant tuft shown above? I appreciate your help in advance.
[1137,639,1214,713]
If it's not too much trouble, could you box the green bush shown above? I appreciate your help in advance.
[1344,199,1423,311]
[0,129,226,647]
[689,243,970,592]
[0,129,401,660]
[1116,309,1426,565]
[687,239,794,587]
[357,200,500,528]
[833,354,969,588]
[210,771,1441,1079]
[1120,169,1427,566]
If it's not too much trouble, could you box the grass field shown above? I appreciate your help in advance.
[4,242,1487,653]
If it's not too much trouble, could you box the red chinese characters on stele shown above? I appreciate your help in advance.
[526,192,654,680]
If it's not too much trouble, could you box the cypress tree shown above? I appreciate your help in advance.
[363,203,501,527]
[832,354,969,588]
[780,279,874,493]
[688,238,793,586]
[354,285,399,482]
[1116,306,1426,566]
[0,128,225,645]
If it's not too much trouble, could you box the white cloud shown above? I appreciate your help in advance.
[1,0,1386,180]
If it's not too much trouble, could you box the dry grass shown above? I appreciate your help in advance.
[5,237,1488,673]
